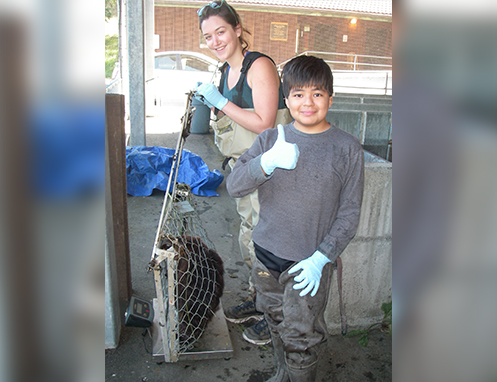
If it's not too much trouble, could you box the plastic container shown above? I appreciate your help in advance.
[191,97,211,134]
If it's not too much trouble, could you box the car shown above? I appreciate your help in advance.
[151,51,222,111]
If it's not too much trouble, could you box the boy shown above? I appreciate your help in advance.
[226,55,364,381]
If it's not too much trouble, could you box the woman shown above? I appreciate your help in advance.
[196,0,292,346]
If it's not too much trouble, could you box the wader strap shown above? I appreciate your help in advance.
[217,52,276,112]
[221,156,232,171]
[335,257,348,335]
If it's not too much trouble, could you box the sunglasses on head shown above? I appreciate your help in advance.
[197,0,238,23]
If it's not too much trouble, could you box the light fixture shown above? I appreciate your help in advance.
[350,18,357,24]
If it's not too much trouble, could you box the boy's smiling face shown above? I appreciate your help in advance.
[285,86,333,134]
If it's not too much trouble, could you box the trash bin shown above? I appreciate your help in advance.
[191,97,211,134]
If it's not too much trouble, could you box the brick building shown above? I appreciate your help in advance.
[154,0,392,68]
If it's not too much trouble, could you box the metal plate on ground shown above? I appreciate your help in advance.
[152,298,233,362]
[173,200,194,214]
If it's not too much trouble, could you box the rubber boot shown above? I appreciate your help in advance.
[266,332,289,382]
[285,351,318,382]
[286,362,317,382]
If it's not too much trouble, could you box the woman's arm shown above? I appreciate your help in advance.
[220,57,281,134]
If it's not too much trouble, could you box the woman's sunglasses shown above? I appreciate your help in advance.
[197,0,238,23]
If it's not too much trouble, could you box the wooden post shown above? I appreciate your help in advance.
[105,93,132,302]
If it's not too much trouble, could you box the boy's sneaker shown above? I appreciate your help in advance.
[242,318,272,345]
[224,300,264,323]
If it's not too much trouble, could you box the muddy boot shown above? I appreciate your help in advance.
[266,332,289,382]
[285,351,318,382]
[286,362,317,382]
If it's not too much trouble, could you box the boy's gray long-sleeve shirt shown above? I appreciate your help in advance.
[226,123,364,264]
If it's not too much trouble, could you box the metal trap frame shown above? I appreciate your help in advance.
[148,91,233,362]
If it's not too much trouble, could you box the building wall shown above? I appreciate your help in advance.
[154,6,392,66]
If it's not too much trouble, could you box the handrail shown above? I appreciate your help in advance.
[277,51,392,95]
[302,50,393,61]
[276,51,392,72]
[333,71,392,96]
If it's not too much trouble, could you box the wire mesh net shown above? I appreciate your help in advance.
[152,184,224,356]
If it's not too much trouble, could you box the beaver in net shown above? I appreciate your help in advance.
[160,235,224,349]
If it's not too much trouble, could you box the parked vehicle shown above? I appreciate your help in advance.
[151,51,221,109]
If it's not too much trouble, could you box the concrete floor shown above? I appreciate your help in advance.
[104,125,392,382]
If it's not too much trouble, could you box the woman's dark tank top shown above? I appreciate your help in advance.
[220,52,286,110]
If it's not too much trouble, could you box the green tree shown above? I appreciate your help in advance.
[105,0,117,21]
[105,0,118,79]
[106,35,119,79]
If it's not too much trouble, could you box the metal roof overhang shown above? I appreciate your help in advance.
[154,0,392,22]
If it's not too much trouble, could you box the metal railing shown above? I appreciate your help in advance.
[276,51,392,72]
[332,70,392,96]
[277,51,392,96]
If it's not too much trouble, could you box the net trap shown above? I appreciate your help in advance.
[148,91,233,362]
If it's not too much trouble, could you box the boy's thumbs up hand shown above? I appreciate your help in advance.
[261,124,300,176]
[275,123,287,142]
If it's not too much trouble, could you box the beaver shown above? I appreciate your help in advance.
[160,235,224,349]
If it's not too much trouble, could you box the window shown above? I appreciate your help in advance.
[181,56,211,72]
[155,55,176,70]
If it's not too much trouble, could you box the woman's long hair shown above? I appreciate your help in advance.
[198,1,251,55]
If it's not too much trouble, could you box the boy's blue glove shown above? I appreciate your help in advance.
[260,124,299,175]
[288,250,331,297]
[195,82,228,110]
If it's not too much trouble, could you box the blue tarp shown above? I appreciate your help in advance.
[126,146,224,197]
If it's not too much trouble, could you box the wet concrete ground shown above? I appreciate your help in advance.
[105,128,391,382]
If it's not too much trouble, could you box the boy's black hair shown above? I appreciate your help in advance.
[281,55,333,98]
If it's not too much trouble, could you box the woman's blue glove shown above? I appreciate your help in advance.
[288,250,331,297]
[260,124,299,175]
[195,82,228,110]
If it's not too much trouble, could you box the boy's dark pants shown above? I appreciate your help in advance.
[252,257,332,381]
